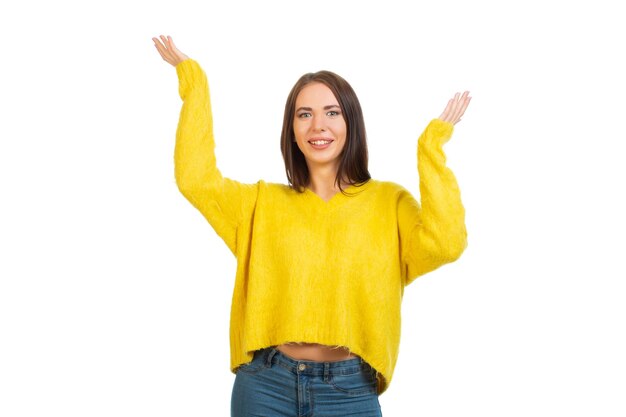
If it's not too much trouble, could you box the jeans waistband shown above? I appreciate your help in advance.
[256,346,374,376]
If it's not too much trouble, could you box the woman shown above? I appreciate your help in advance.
[153,34,471,416]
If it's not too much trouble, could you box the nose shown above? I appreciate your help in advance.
[312,116,326,132]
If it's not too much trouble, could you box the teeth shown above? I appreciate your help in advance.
[310,140,332,145]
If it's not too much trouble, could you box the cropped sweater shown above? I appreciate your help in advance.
[173,58,467,395]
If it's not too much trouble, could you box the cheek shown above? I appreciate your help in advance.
[333,120,348,140]
[293,121,306,140]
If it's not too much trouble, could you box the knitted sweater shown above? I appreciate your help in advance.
[173,58,467,395]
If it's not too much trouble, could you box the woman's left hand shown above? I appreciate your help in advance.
[438,91,471,125]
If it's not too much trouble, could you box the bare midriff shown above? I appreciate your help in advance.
[276,342,358,362]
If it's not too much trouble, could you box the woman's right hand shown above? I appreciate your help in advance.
[152,35,189,67]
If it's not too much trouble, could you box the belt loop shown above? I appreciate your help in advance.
[265,347,277,368]
[323,362,330,382]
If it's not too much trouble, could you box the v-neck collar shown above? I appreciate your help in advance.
[303,179,374,208]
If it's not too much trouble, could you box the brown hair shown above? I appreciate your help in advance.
[280,70,371,195]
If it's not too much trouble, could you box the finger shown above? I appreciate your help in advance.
[439,98,453,121]
[168,36,189,64]
[153,35,178,65]
[168,35,178,51]
[451,92,463,117]
[456,93,471,120]
[160,35,172,53]
[451,92,465,121]
[457,96,471,120]
[452,94,471,124]
[450,91,468,123]
[166,35,186,62]
[152,37,169,59]
[152,36,164,49]
[167,36,183,60]
[161,35,179,62]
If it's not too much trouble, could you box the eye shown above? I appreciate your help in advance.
[297,112,312,118]
[327,110,341,117]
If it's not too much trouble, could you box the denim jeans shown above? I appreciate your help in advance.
[231,346,383,416]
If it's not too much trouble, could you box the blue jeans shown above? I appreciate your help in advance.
[231,346,383,416]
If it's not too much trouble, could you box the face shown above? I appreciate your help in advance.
[293,82,347,173]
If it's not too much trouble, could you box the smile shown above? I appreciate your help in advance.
[308,139,333,150]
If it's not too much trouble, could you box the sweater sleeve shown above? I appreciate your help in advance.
[174,58,259,256]
[398,118,468,286]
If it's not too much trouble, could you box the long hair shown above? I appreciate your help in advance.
[280,70,371,195]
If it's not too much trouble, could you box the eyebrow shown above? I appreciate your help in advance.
[296,105,341,112]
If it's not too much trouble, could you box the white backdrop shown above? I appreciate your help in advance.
[1,0,625,416]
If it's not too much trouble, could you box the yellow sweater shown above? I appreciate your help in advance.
[173,58,467,395]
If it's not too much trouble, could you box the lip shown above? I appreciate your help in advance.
[307,137,334,143]
[308,138,334,150]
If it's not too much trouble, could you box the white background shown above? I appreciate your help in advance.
[1,0,625,416]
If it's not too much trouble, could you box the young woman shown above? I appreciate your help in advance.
[153,34,471,416]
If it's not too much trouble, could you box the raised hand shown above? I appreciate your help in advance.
[152,35,190,67]
[438,91,471,125]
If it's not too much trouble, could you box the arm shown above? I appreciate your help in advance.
[399,92,471,286]
[174,58,259,255]
[153,35,258,255]
[398,119,467,286]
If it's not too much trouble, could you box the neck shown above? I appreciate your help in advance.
[306,163,350,195]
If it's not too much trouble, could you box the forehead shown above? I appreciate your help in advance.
[295,82,338,105]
